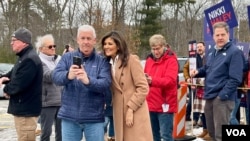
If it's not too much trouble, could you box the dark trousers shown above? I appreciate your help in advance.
[205,97,234,141]
[40,106,61,141]
[200,113,207,129]
[186,86,199,121]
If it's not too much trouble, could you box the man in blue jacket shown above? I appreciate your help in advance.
[190,22,244,141]
[52,25,111,141]
[0,27,43,141]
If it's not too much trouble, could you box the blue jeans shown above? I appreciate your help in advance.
[104,116,115,137]
[149,112,174,141]
[230,98,241,125]
[61,119,104,141]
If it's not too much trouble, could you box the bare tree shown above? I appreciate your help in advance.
[0,0,250,61]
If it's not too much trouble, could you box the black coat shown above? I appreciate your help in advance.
[3,45,43,116]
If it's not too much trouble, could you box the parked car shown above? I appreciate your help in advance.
[0,63,14,98]
[140,57,188,82]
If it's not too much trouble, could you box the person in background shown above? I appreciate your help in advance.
[101,31,153,141]
[52,25,111,141]
[35,42,74,137]
[104,88,115,141]
[0,27,43,141]
[183,41,211,139]
[35,34,63,141]
[190,22,244,141]
[185,81,193,120]
[144,34,178,141]
[230,82,246,126]
[183,60,200,124]
[230,53,249,125]
[63,44,74,54]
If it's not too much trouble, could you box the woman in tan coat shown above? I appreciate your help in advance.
[101,31,153,141]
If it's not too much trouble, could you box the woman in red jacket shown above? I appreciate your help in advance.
[144,34,178,141]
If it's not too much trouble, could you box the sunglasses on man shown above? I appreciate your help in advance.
[46,45,56,49]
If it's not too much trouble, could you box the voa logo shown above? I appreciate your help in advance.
[226,129,246,136]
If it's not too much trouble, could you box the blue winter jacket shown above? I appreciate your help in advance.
[52,48,111,123]
[197,41,244,101]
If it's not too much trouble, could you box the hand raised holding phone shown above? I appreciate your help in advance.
[68,56,82,80]
[68,56,89,84]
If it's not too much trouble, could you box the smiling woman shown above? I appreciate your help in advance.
[100,31,153,141]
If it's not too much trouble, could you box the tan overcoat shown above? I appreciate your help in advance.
[111,55,153,141]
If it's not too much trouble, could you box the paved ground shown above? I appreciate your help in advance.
[0,99,58,141]
[0,99,205,141]
[0,99,18,141]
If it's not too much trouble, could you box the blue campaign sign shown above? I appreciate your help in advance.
[236,42,250,60]
[205,41,215,51]
[204,41,215,58]
[203,18,213,41]
[204,0,238,35]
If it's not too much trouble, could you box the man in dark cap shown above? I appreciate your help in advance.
[0,27,43,141]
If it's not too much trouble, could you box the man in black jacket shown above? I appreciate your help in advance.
[0,27,43,141]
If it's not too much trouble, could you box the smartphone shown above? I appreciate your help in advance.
[73,56,82,68]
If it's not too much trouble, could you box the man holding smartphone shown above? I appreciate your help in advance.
[52,25,111,141]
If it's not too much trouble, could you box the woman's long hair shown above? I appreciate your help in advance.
[101,31,129,68]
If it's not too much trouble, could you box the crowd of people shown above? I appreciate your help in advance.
[0,21,250,141]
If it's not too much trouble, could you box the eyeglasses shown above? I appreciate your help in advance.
[46,45,56,49]
[151,45,163,51]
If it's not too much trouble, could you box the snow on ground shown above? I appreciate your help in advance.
[185,121,205,141]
